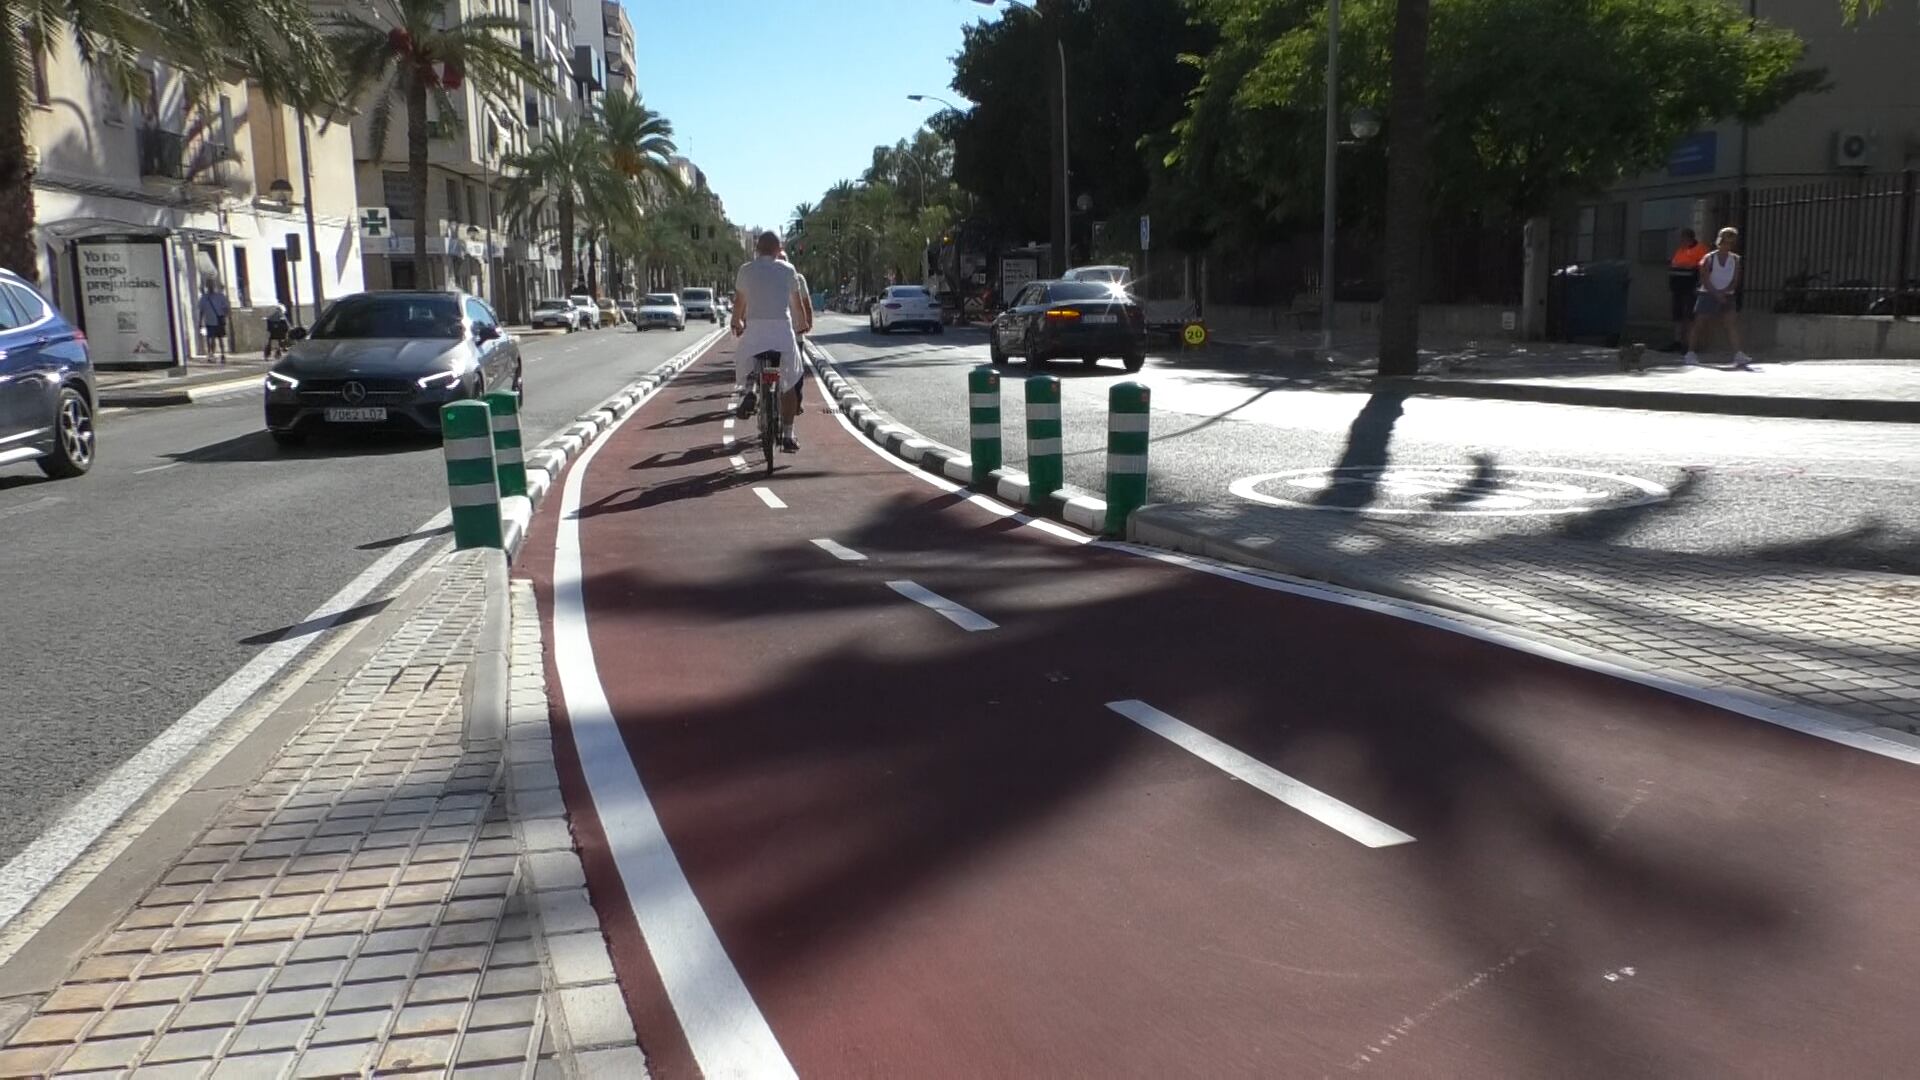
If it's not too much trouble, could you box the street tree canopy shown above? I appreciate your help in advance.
[1173,0,1824,232]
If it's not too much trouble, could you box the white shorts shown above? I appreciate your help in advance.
[734,319,803,392]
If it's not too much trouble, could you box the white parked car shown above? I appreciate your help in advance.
[635,292,686,331]
[680,287,717,322]
[568,294,601,329]
[1062,265,1132,287]
[870,285,943,334]
[530,297,579,332]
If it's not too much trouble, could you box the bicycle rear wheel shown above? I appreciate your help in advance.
[760,382,778,475]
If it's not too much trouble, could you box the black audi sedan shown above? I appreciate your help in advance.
[988,279,1146,372]
[263,291,522,446]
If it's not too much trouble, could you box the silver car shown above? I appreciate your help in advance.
[263,291,522,446]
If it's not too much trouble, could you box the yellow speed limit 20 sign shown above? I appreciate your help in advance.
[1182,322,1208,347]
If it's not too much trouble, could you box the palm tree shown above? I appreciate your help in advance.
[324,0,543,281]
[598,90,680,191]
[500,122,633,294]
[1,0,331,276]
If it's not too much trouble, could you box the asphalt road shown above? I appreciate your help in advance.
[807,314,1920,574]
[518,337,1920,1078]
[0,322,704,867]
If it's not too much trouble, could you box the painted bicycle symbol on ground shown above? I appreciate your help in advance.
[1229,464,1670,517]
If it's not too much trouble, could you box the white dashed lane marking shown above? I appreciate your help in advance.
[753,487,786,509]
[886,580,997,632]
[1105,700,1416,848]
[810,539,866,562]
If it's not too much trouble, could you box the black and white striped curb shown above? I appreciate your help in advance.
[508,326,727,559]
[804,341,1110,535]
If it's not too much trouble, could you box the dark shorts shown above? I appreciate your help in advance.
[1694,291,1730,318]
[1668,271,1698,321]
[204,320,227,339]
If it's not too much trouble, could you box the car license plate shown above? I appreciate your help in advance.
[325,407,387,422]
[1084,314,1119,324]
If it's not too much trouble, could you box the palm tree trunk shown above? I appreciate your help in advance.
[559,194,576,293]
[1377,0,1433,377]
[0,34,40,278]
[407,72,431,287]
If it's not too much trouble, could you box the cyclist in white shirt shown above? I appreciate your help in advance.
[731,231,812,451]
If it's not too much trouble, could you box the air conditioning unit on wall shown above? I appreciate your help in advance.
[1833,129,1873,170]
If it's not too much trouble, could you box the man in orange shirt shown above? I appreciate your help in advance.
[1667,228,1710,350]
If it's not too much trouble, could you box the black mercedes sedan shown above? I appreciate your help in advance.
[263,291,522,446]
[989,280,1147,372]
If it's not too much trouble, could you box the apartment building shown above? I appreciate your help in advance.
[23,37,363,366]
[350,0,581,319]
[601,2,638,98]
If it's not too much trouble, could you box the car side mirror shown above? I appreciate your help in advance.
[288,326,309,341]
[475,324,501,343]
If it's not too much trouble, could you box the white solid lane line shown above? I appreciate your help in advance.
[886,580,998,632]
[729,455,747,471]
[811,538,867,562]
[135,462,181,474]
[1105,700,1416,849]
[753,487,786,509]
[550,333,794,1078]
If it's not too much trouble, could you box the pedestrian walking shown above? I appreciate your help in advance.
[263,303,291,360]
[1666,228,1709,351]
[197,282,231,364]
[1686,227,1754,370]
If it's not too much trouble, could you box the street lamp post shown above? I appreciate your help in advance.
[1321,0,1340,356]
[974,0,1069,276]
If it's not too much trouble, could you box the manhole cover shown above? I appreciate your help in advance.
[1229,465,1670,517]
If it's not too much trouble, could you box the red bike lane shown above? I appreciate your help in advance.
[516,336,1920,1079]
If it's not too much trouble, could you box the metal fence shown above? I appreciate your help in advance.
[1742,171,1919,317]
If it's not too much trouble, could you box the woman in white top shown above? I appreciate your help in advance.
[1687,226,1754,369]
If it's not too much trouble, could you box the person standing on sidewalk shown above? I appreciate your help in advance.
[1686,227,1754,370]
[1666,229,1709,351]
[196,282,231,364]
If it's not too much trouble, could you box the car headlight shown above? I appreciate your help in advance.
[265,371,299,390]
[416,370,462,390]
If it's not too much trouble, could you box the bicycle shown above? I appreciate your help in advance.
[752,348,781,476]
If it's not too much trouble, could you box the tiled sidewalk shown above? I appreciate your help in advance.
[0,552,640,1079]
[1131,503,1920,749]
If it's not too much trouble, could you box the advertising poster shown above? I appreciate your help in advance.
[1001,257,1036,304]
[75,237,175,365]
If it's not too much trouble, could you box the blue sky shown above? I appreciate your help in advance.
[628,0,993,232]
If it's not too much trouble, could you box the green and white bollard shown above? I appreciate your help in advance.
[1025,374,1062,502]
[485,389,527,498]
[441,400,503,550]
[969,366,1002,486]
[1105,381,1150,534]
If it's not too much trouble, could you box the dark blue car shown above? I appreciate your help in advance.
[0,267,95,479]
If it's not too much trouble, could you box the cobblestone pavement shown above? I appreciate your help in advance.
[0,552,642,1079]
[1130,502,1920,750]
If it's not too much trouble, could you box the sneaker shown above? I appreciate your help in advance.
[735,395,756,420]
[1682,351,1700,366]
[1732,352,1754,369]
[780,435,800,453]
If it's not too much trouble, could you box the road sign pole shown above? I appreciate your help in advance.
[485,389,526,498]
[1105,382,1150,534]
[1025,374,1062,503]
[441,400,502,549]
[968,366,1002,486]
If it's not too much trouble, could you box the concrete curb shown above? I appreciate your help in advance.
[97,375,263,408]
[1381,374,1920,423]
[807,343,1112,534]
[503,325,726,563]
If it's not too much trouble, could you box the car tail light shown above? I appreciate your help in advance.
[884,302,902,310]
[1125,306,1144,327]
[1044,308,1081,320]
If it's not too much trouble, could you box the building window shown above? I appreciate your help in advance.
[446,177,461,222]
[96,73,125,125]
[140,66,160,122]
[1574,203,1627,263]
[26,31,50,106]
[215,94,233,150]
[466,185,479,229]
[391,259,417,289]
[383,170,414,220]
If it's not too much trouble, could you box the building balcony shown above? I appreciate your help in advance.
[138,126,238,187]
